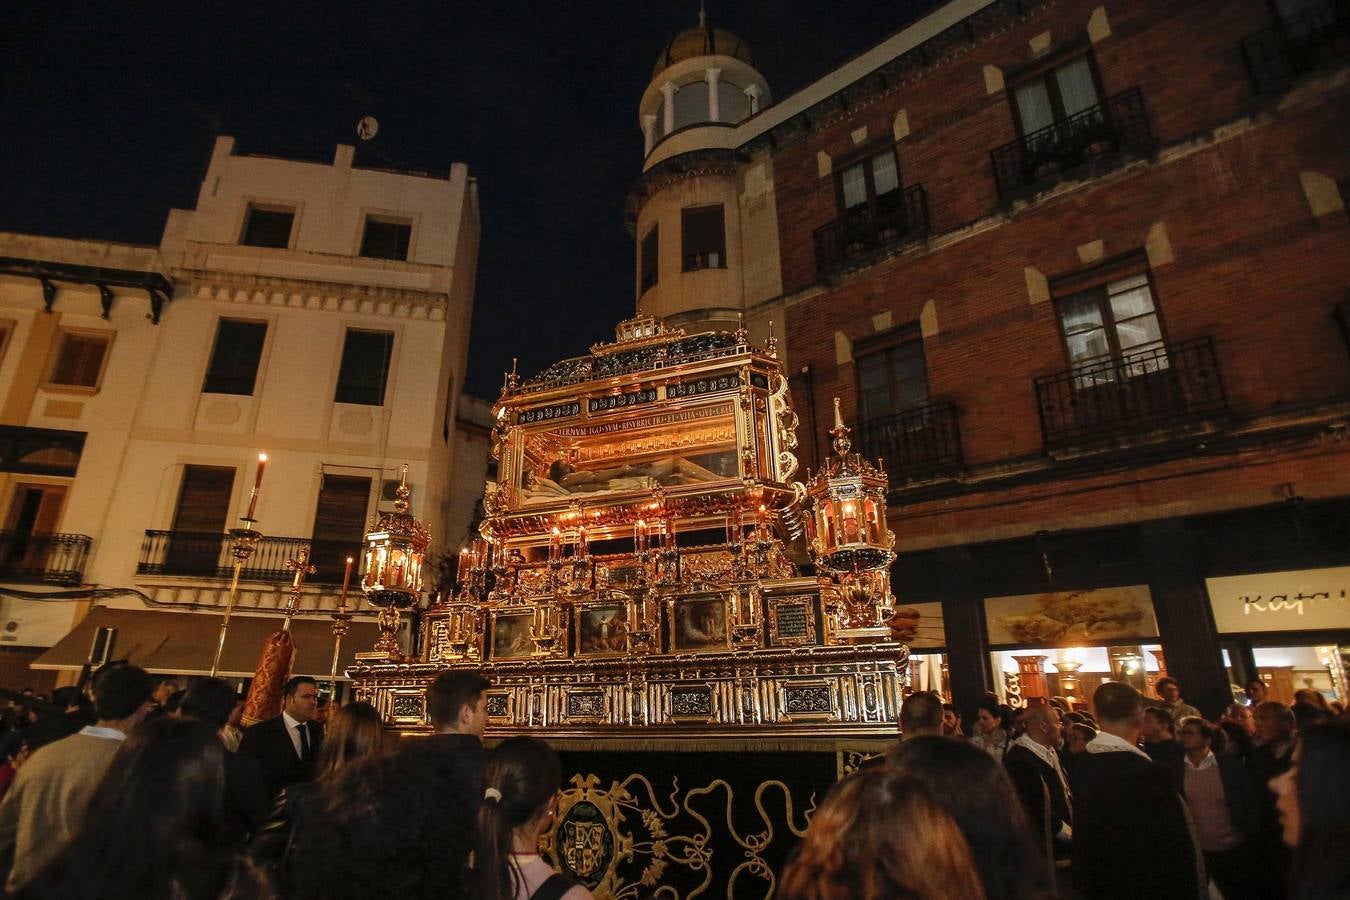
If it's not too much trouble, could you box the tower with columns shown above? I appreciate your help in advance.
[627,14,778,336]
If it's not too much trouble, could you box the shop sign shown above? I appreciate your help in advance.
[0,598,78,647]
[984,586,1158,647]
[1206,567,1350,634]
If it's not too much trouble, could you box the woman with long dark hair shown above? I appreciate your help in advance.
[1270,720,1350,900]
[779,767,986,900]
[14,716,265,900]
[888,735,1053,900]
[250,701,385,895]
[475,736,592,900]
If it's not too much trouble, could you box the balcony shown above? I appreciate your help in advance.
[991,88,1153,198]
[814,184,930,278]
[0,532,91,586]
[1035,337,1229,449]
[1241,3,1350,93]
[137,531,363,586]
[852,401,963,489]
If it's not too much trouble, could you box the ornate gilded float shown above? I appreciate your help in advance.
[350,315,907,741]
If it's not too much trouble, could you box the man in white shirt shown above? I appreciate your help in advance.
[238,676,323,803]
[1004,703,1073,870]
[1072,682,1201,900]
[0,663,154,890]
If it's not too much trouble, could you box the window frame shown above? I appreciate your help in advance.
[1006,47,1107,142]
[43,328,114,393]
[852,326,930,422]
[333,328,396,407]
[202,318,269,396]
[680,205,727,272]
[832,141,903,219]
[358,214,414,261]
[239,202,297,249]
[1050,257,1169,375]
[640,224,660,294]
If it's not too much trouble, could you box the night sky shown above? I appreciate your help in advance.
[1,1,934,398]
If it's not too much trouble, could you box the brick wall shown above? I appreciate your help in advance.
[772,0,1350,545]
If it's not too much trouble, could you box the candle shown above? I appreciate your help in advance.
[576,524,588,558]
[245,452,268,520]
[457,547,470,582]
[549,526,562,564]
[725,511,737,547]
[664,518,676,550]
[339,556,353,612]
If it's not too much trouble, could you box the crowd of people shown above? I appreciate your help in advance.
[0,666,1345,900]
[782,677,1350,900]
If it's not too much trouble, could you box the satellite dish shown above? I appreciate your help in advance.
[356,116,380,141]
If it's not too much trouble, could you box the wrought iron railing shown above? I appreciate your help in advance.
[814,184,930,277]
[137,531,362,585]
[1241,2,1350,93]
[991,88,1152,197]
[1035,337,1228,447]
[0,532,91,585]
[853,401,963,487]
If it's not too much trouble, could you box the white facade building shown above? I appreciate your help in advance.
[0,136,482,687]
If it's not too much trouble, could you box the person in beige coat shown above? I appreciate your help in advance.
[0,663,154,891]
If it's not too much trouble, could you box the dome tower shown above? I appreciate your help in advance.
[628,10,772,335]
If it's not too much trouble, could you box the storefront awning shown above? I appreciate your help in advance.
[31,606,382,679]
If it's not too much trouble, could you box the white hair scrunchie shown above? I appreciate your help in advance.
[484,787,503,802]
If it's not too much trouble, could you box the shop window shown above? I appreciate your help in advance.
[46,330,111,390]
[359,216,412,261]
[855,331,929,421]
[682,206,725,271]
[837,148,902,217]
[1010,55,1102,146]
[1055,272,1167,383]
[240,204,295,249]
[640,224,659,293]
[335,329,394,406]
[202,319,267,395]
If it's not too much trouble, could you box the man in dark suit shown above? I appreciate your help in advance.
[1142,705,1186,789]
[238,676,323,803]
[1071,682,1201,900]
[396,670,489,802]
[1004,703,1073,874]
[179,677,267,846]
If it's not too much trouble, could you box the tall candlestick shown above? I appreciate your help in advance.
[245,453,268,520]
[339,556,353,612]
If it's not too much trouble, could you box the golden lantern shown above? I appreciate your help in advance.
[358,465,431,660]
[805,398,897,640]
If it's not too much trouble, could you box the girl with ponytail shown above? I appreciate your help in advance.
[475,737,593,900]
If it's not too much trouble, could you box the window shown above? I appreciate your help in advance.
[46,330,111,389]
[1056,272,1167,382]
[716,81,751,123]
[164,465,235,575]
[672,81,711,130]
[359,217,412,261]
[640,225,659,293]
[310,474,371,582]
[838,148,902,216]
[681,206,725,271]
[856,334,929,421]
[334,329,394,406]
[202,320,267,395]
[1011,55,1100,143]
[240,205,294,248]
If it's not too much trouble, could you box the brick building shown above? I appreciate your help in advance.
[629,0,1350,717]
